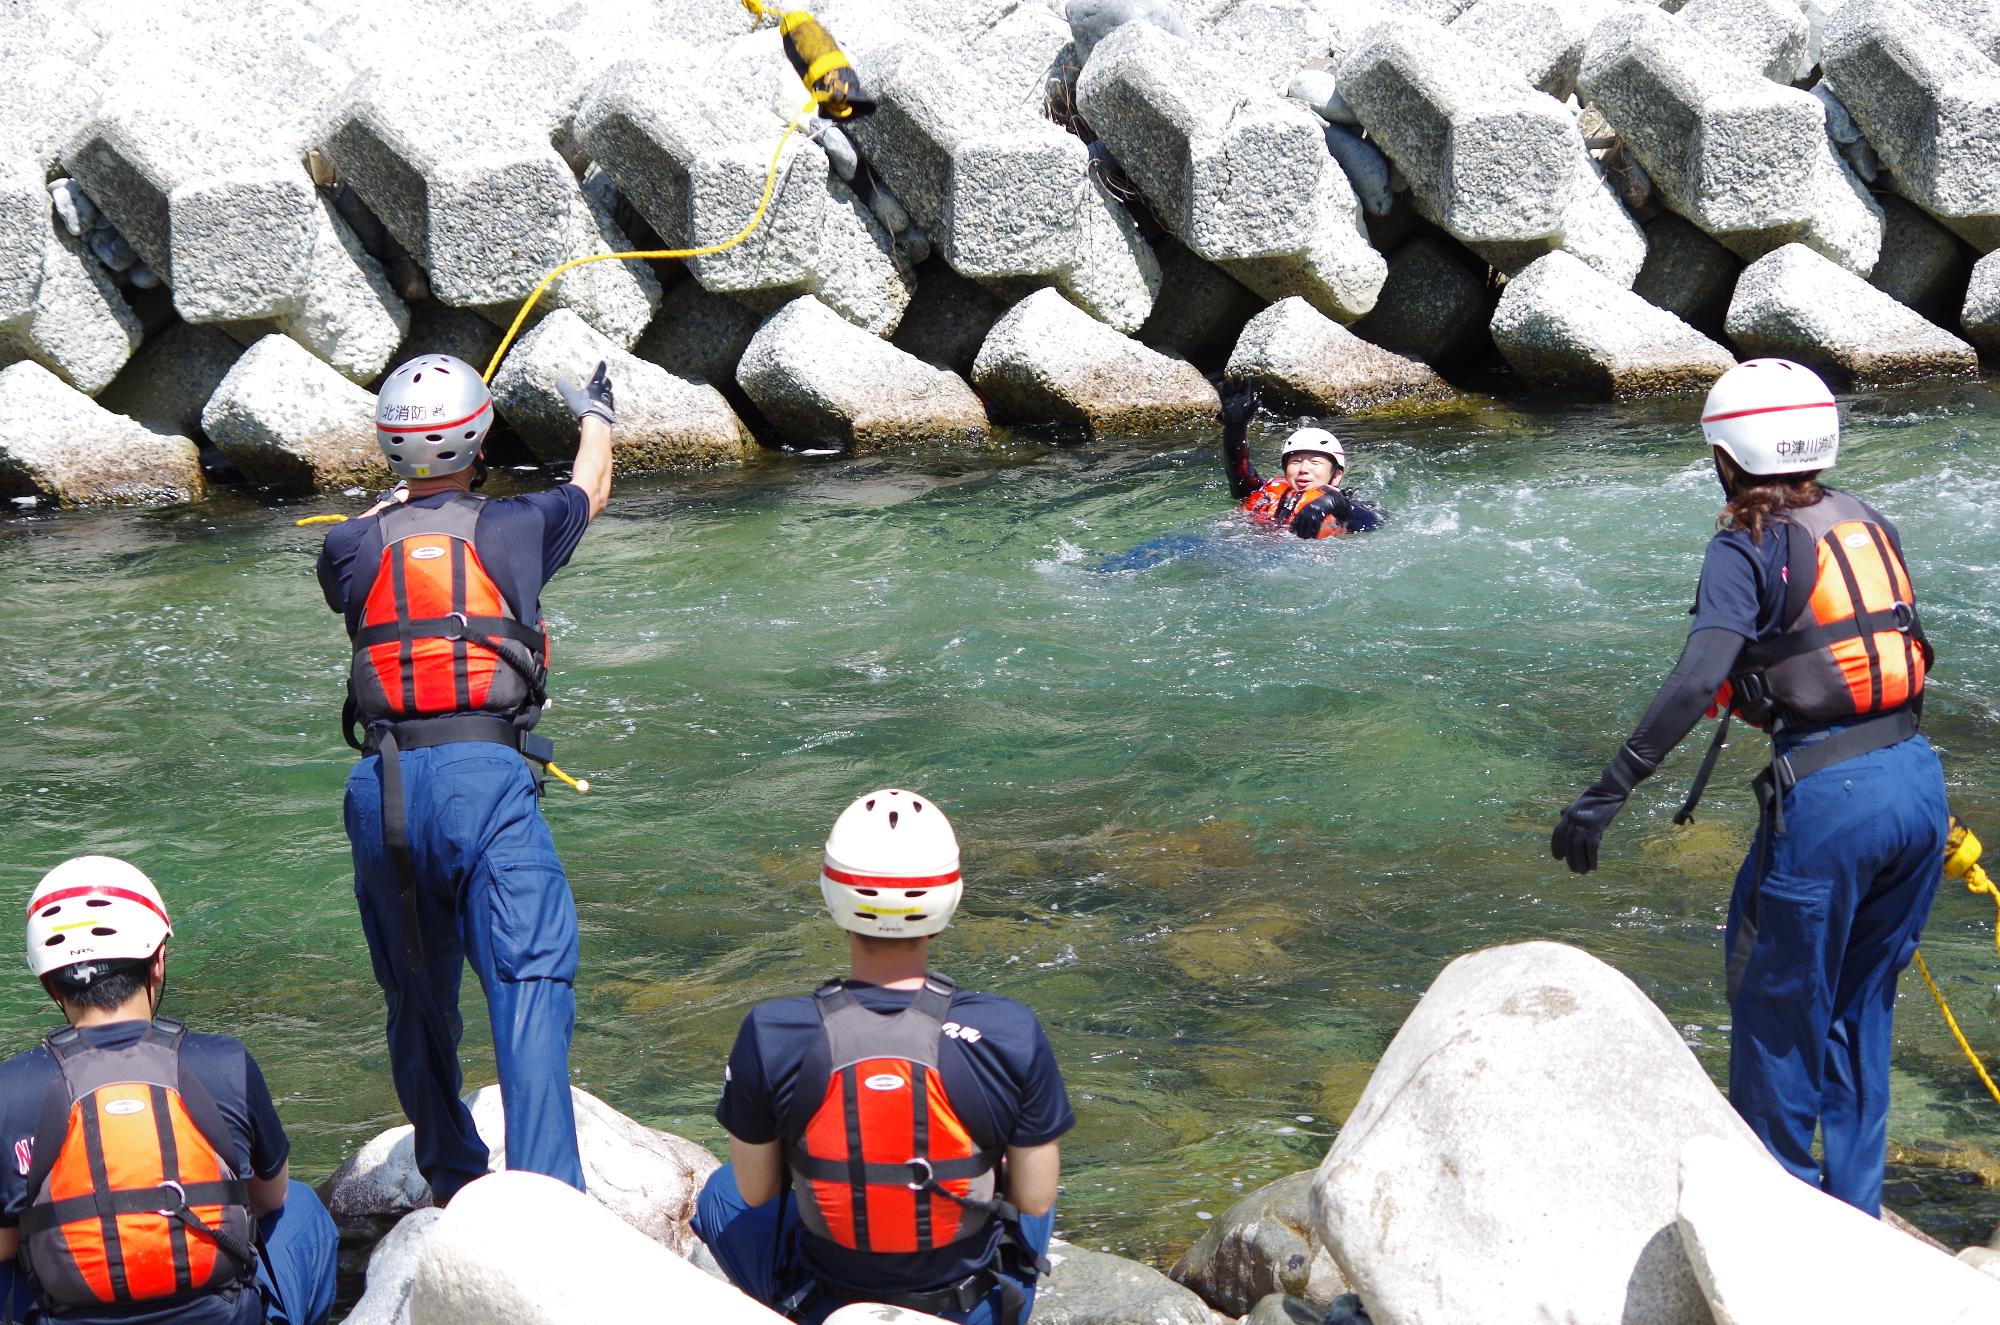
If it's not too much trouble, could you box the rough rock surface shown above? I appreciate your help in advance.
[97,321,244,440]
[738,296,990,451]
[0,159,43,327]
[890,259,1012,376]
[1725,243,1980,385]
[1870,195,1972,323]
[1078,22,1386,321]
[319,1085,719,1258]
[1134,242,1268,370]
[1169,1171,1351,1318]
[200,333,385,493]
[1678,1135,2000,1322]
[1312,941,1771,1325]
[1227,297,1454,415]
[1632,211,1742,338]
[1032,1241,1213,1325]
[0,360,204,507]
[1340,19,1645,285]
[1449,0,1624,100]
[341,1207,444,1325]
[1069,0,1194,66]
[1822,0,2000,252]
[1492,251,1735,396]
[825,1307,956,1325]
[1245,1295,1322,1325]
[1579,6,1882,274]
[407,1170,785,1324]
[973,288,1216,435]
[491,309,754,470]
[1966,250,2000,356]
[0,215,143,396]
[633,280,768,387]
[1678,0,1813,84]
[1350,236,1492,366]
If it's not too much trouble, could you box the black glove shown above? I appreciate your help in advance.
[556,360,616,426]
[1219,379,1259,433]
[1551,743,1653,875]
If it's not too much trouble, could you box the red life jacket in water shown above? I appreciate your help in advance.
[786,976,1001,1255]
[1243,477,1345,539]
[19,1019,255,1310]
[344,496,549,729]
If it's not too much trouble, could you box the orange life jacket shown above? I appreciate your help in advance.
[346,496,548,728]
[1243,477,1345,539]
[19,1019,255,1310]
[786,976,1000,1255]
[1725,490,1929,727]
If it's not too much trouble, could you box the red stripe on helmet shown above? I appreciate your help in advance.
[377,400,493,434]
[823,865,962,889]
[29,886,169,925]
[1700,400,1836,423]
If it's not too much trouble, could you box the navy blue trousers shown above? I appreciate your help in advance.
[693,1163,1056,1325]
[345,744,584,1203]
[1726,733,1948,1215]
[0,1180,338,1324]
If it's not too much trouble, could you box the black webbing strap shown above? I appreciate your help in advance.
[786,1150,997,1186]
[1673,713,1733,826]
[18,1180,251,1235]
[375,725,425,973]
[353,615,544,651]
[79,1091,129,1301]
[150,1084,192,1295]
[1760,707,1920,838]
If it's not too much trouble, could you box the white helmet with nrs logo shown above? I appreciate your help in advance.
[1699,358,1839,478]
[25,856,173,979]
[820,789,962,938]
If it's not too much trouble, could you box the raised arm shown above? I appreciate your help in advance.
[556,361,616,521]
[1219,381,1261,501]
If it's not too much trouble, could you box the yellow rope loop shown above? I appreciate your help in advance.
[479,97,818,384]
[1913,950,2000,1109]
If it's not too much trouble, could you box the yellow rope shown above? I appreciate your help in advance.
[1914,951,2000,1108]
[479,97,816,384]
[1914,819,2000,1108]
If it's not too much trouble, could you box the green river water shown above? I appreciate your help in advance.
[3,380,1999,1263]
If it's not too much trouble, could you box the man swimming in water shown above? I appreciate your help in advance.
[1221,383,1382,538]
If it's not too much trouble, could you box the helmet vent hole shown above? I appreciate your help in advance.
[888,810,899,828]
[912,801,923,812]
[42,936,62,947]
[903,890,924,898]
[426,433,444,442]
[85,898,110,907]
[436,365,451,374]
[38,905,59,918]
[464,431,477,440]
[412,373,422,383]
[854,888,879,897]
[907,913,927,921]
[865,798,876,810]
[389,452,403,461]
[89,926,116,937]
[436,450,456,460]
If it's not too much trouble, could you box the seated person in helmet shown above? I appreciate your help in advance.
[0,857,338,1325]
[1221,382,1382,538]
[314,356,617,1205]
[694,790,1074,1325]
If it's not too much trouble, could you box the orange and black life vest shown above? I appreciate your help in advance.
[1244,478,1345,540]
[18,1019,255,1311]
[346,496,549,730]
[787,976,1000,1255]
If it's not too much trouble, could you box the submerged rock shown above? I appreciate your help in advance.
[1490,251,1735,396]
[1170,1170,1351,1318]
[1312,940,1768,1325]
[1726,243,1979,385]
[973,288,1216,436]
[1227,297,1455,416]
[0,360,204,506]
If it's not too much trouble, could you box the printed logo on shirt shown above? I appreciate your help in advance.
[940,1021,983,1044]
[13,1138,30,1176]
[863,1073,906,1092]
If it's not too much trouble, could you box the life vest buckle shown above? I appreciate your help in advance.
[1892,601,1914,632]
[153,1179,186,1217]
[440,611,470,641]
[904,1156,935,1192]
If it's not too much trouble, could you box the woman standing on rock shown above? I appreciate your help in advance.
[1220,382,1383,538]
[1550,357,1947,1216]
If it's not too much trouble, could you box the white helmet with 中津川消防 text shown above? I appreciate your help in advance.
[1279,426,1346,467]
[820,789,962,938]
[375,354,492,479]
[1699,358,1838,478]
[26,856,172,981]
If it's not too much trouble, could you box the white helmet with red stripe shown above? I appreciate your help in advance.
[1699,358,1838,477]
[25,856,173,978]
[1279,426,1346,467]
[820,789,963,938]
[375,354,493,479]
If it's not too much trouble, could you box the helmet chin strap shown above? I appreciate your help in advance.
[1712,451,1741,498]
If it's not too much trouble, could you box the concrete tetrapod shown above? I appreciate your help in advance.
[1966,250,2000,356]
[201,334,387,494]
[973,288,1217,437]
[1227,297,1456,416]
[1312,941,1767,1325]
[0,361,204,508]
[1491,251,1735,397]
[1725,243,1980,385]
[0,214,143,397]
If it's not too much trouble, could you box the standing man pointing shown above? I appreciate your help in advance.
[317,354,616,1203]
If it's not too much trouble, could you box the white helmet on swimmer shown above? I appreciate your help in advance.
[25,856,173,980]
[375,354,493,479]
[820,789,962,938]
[1699,358,1838,478]
[1279,426,1346,467]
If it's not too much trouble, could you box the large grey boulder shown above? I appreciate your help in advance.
[407,1171,785,1325]
[738,296,990,450]
[1078,22,1387,321]
[1870,195,1972,323]
[1312,941,1770,1325]
[1449,0,1627,100]
[320,1084,720,1258]
[1966,250,2000,356]
[0,360,204,506]
[973,288,1216,436]
[1678,0,1813,84]
[890,260,1012,376]
[1579,6,1883,274]
[1196,0,1338,94]
[1933,0,2000,63]
[1351,235,1492,367]
[1339,19,1646,285]
[1169,1171,1351,1318]
[201,333,385,493]
[0,215,143,396]
[1134,242,1267,371]
[278,195,411,385]
[1633,211,1742,338]
[395,304,505,383]
[1069,0,1192,66]
[1492,251,1735,395]
[1227,297,1455,415]
[1821,0,2000,252]
[341,1207,444,1325]
[1030,1241,1212,1325]
[633,280,768,386]
[97,321,244,440]
[0,52,104,174]
[967,2,1075,110]
[1678,1135,2000,1322]
[491,309,754,471]
[0,159,44,327]
[1726,243,1979,384]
